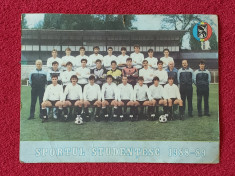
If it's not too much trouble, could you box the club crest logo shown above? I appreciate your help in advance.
[193,22,212,41]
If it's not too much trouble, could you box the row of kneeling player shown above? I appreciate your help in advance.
[40,74,184,123]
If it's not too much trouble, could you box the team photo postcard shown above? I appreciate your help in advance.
[20,14,219,163]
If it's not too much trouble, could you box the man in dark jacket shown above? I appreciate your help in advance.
[178,60,194,117]
[193,60,211,117]
[166,61,178,85]
[28,60,47,120]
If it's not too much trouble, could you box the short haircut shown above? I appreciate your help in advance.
[81,58,87,63]
[157,60,163,65]
[51,74,58,79]
[52,49,57,52]
[96,59,101,63]
[52,61,59,66]
[66,61,73,66]
[148,49,153,53]
[70,75,78,81]
[163,48,169,53]
[168,61,174,65]
[106,75,113,80]
[121,47,127,51]
[89,75,95,80]
[126,58,132,62]
[168,76,174,80]
[93,46,100,50]
[138,76,144,81]
[182,59,188,63]
[79,46,85,51]
[111,60,117,65]
[65,47,71,51]
[142,60,148,64]
[107,47,113,50]
[134,44,140,49]
[199,60,205,65]
[35,60,42,65]
[122,75,128,79]
[153,76,159,82]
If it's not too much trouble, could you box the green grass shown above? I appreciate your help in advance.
[20,85,219,141]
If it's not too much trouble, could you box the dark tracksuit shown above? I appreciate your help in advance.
[166,67,178,85]
[29,68,47,117]
[178,67,194,115]
[193,69,211,115]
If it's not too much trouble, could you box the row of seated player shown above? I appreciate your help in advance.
[41,74,184,123]
[46,46,174,71]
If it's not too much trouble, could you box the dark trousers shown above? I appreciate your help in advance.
[197,86,209,114]
[180,85,193,114]
[30,87,45,117]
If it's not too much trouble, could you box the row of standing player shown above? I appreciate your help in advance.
[46,45,174,71]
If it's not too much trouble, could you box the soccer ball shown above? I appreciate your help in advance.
[159,114,168,123]
[75,115,83,125]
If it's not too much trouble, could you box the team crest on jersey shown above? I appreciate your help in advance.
[193,22,212,41]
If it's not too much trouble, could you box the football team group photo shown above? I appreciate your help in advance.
[20,14,219,141]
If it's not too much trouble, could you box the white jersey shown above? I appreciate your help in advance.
[46,57,62,69]
[133,84,151,101]
[43,84,63,101]
[164,83,181,99]
[103,55,118,70]
[63,83,83,100]
[75,67,90,84]
[60,70,76,86]
[117,83,134,101]
[154,69,168,85]
[130,52,144,69]
[117,54,129,69]
[149,84,166,100]
[160,56,174,69]
[101,82,117,100]
[139,67,154,84]
[145,57,158,70]
[61,55,76,70]
[74,55,89,68]
[83,83,101,101]
[89,54,104,69]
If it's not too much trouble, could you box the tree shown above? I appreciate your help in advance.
[161,15,202,49]
[43,14,61,29]
[94,15,137,30]
[34,20,43,29]
[21,14,28,29]
[161,15,201,31]
[209,32,218,50]
[189,25,201,51]
[161,15,218,51]
[40,14,137,30]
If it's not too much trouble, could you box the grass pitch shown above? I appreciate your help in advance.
[20,85,219,141]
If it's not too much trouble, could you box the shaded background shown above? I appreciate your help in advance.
[0,0,234,175]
